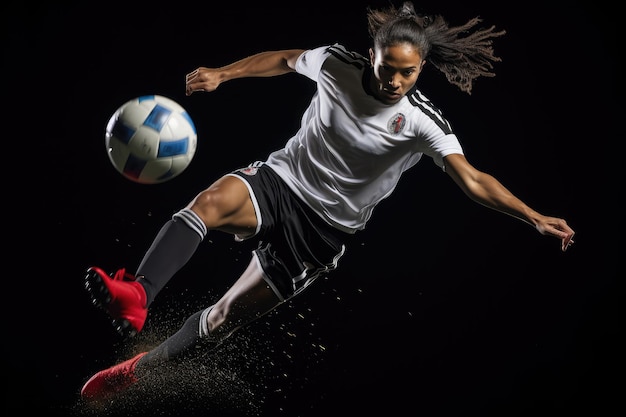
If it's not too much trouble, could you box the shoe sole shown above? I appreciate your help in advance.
[84,268,139,338]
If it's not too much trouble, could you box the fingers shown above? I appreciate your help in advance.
[186,68,199,83]
[185,67,215,96]
[548,218,575,252]
[185,68,201,96]
[561,234,575,252]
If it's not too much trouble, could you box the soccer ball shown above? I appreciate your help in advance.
[105,95,197,184]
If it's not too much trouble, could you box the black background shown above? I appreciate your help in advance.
[3,1,622,416]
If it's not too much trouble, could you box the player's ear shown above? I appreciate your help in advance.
[369,48,375,66]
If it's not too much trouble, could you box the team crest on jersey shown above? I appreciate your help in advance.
[238,166,258,176]
[387,113,406,135]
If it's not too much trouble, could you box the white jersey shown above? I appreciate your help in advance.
[264,44,464,234]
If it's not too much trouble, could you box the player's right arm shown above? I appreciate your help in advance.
[185,49,305,95]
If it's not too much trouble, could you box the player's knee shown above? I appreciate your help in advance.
[199,304,233,343]
[189,190,220,222]
[191,188,244,229]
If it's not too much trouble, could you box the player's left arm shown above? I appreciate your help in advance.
[443,153,575,252]
[185,49,305,96]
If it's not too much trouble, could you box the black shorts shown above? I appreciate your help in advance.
[229,162,349,301]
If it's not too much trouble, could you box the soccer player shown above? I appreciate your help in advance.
[81,1,575,401]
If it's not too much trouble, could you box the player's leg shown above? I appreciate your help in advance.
[136,175,258,305]
[81,256,281,402]
[84,174,259,337]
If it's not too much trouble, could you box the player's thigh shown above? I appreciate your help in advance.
[188,175,257,230]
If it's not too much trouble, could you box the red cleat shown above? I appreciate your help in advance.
[81,352,147,402]
[84,266,148,337]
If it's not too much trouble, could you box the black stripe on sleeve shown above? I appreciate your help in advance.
[407,88,453,135]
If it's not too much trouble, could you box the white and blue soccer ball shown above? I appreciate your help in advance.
[105,95,197,184]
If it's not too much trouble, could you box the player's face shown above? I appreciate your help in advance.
[369,43,425,105]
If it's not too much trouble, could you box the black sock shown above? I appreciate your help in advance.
[136,208,206,306]
[136,308,217,373]
[137,310,201,370]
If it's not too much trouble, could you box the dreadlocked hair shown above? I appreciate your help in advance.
[366,1,506,94]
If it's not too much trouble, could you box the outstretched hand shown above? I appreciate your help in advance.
[535,216,575,252]
[185,67,221,96]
